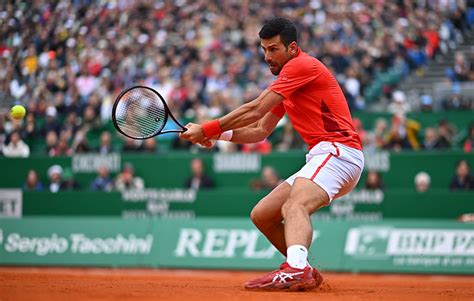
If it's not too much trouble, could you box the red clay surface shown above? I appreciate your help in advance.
[1,267,473,301]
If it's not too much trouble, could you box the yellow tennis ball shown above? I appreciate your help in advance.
[10,105,26,120]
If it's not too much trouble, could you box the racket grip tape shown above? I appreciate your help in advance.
[202,119,223,138]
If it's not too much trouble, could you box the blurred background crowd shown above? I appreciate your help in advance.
[0,0,474,162]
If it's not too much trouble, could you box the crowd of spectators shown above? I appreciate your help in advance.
[361,160,474,193]
[24,157,474,193]
[0,0,473,158]
[23,162,146,192]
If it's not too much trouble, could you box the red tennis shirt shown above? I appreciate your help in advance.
[269,48,362,150]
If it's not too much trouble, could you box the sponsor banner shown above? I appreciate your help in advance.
[0,189,22,218]
[156,219,287,269]
[0,218,156,266]
[0,218,473,274]
[313,189,384,221]
[121,189,197,219]
[363,151,390,172]
[72,153,121,173]
[213,153,261,173]
[343,223,474,273]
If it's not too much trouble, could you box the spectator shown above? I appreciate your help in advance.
[90,166,113,192]
[45,130,58,155]
[423,23,440,59]
[449,52,470,82]
[60,168,80,191]
[436,119,455,149]
[47,164,63,193]
[184,158,215,190]
[344,67,363,110]
[385,114,421,151]
[98,131,113,154]
[74,138,91,153]
[40,106,60,136]
[80,105,101,132]
[2,131,30,157]
[251,166,283,191]
[364,170,384,191]
[63,111,81,138]
[352,118,367,146]
[49,136,73,157]
[415,171,431,193]
[143,138,158,153]
[72,131,91,153]
[422,127,439,150]
[361,132,378,153]
[373,118,389,150]
[22,169,44,191]
[449,160,474,191]
[23,114,39,140]
[114,162,145,191]
[419,94,434,112]
[76,71,98,102]
[388,91,411,116]
[463,123,474,152]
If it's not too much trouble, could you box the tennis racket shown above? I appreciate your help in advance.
[112,85,187,140]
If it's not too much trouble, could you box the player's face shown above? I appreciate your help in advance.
[260,35,296,75]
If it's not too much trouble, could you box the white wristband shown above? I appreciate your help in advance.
[218,130,233,141]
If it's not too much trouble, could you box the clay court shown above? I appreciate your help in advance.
[1,267,473,301]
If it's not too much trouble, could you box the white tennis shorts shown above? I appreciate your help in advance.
[286,141,364,202]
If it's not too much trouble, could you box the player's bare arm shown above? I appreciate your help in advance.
[179,89,283,144]
[229,111,281,143]
[195,112,281,148]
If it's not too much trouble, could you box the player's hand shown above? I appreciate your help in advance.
[179,123,206,144]
[198,139,216,148]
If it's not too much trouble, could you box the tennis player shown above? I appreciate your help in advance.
[180,17,364,291]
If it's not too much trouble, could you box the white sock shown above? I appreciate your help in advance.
[286,245,308,269]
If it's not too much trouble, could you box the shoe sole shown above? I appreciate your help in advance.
[312,269,323,288]
[245,278,317,292]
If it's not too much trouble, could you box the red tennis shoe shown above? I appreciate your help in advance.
[244,262,317,291]
[311,267,324,288]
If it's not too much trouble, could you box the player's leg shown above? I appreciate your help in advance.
[245,142,364,291]
[278,142,363,287]
[281,177,329,267]
[250,181,291,256]
[245,179,328,291]
[245,180,320,291]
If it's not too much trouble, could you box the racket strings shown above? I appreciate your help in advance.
[114,88,167,139]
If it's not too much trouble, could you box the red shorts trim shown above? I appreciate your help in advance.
[310,153,333,181]
[332,142,340,157]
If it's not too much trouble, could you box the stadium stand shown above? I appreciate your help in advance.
[1,1,473,156]
[1,3,474,288]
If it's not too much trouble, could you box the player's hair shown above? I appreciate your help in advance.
[259,18,297,47]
